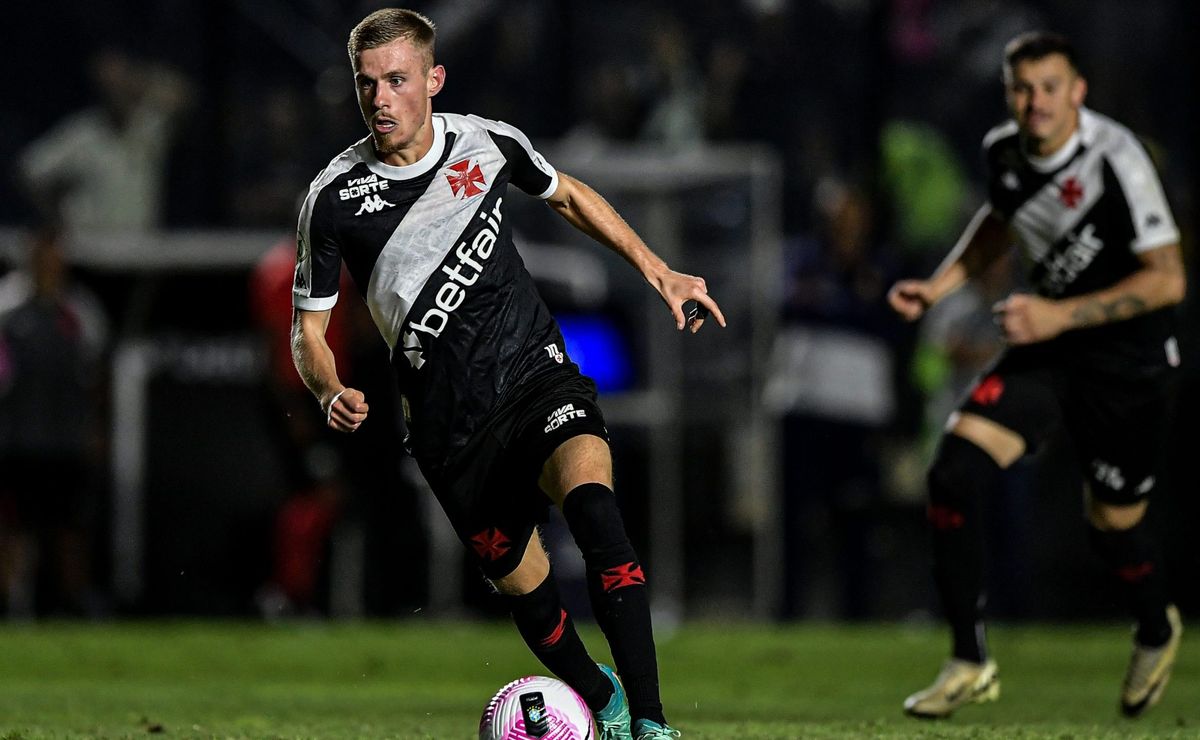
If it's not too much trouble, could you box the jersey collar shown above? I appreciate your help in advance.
[363,114,446,180]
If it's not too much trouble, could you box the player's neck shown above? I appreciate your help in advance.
[1022,123,1081,174]
[1028,112,1080,158]
[375,115,436,167]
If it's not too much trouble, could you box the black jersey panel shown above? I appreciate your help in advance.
[488,129,555,197]
[302,186,345,302]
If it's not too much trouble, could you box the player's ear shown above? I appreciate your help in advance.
[1070,74,1087,108]
[428,64,446,97]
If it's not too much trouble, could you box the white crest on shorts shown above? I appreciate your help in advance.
[1092,459,1125,491]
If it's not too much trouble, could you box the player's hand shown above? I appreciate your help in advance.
[887,279,934,321]
[323,387,369,432]
[992,292,1068,345]
[654,270,726,333]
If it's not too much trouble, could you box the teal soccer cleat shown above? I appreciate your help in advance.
[594,663,631,740]
[632,719,681,739]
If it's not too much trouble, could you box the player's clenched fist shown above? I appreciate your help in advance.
[888,279,934,322]
[324,387,369,432]
[992,293,1068,345]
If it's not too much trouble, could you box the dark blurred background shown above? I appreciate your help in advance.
[0,0,1195,626]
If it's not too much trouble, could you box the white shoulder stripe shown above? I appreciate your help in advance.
[1099,121,1179,253]
[302,139,369,211]
[293,141,368,306]
[982,120,1019,151]
[446,114,558,199]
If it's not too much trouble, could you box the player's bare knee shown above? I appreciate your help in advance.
[486,530,549,595]
[492,547,550,595]
[948,414,1025,468]
[1086,499,1147,531]
[539,434,612,506]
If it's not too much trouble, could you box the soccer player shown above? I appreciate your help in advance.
[291,9,723,740]
[889,31,1185,719]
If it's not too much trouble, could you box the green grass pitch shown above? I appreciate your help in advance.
[0,619,1196,738]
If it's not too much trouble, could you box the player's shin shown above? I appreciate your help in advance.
[562,481,666,727]
[928,434,1000,664]
[1087,522,1171,646]
[504,572,613,712]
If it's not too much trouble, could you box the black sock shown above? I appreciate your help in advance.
[562,482,666,726]
[927,434,1001,663]
[505,574,612,712]
[1088,521,1171,646]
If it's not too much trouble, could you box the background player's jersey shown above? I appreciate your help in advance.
[983,107,1180,375]
[293,113,580,467]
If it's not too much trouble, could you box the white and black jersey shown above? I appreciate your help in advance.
[983,107,1180,375]
[293,114,580,468]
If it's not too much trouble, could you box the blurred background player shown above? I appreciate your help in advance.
[290,9,724,739]
[764,179,902,620]
[0,227,109,618]
[17,48,188,235]
[250,237,350,618]
[888,31,1185,718]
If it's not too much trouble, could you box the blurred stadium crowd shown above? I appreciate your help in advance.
[0,0,1196,622]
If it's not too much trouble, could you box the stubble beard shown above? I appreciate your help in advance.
[372,129,404,157]
[1019,131,1046,157]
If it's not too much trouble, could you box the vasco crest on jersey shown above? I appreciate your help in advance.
[444,158,488,199]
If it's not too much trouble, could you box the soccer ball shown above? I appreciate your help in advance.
[478,675,594,739]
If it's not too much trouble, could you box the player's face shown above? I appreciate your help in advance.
[1005,53,1086,156]
[354,38,445,166]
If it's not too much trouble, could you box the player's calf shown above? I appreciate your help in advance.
[503,571,614,715]
[927,434,1000,663]
[562,482,667,729]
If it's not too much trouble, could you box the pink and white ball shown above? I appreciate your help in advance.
[478,675,594,740]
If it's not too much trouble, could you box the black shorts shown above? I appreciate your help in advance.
[420,374,610,579]
[957,345,1176,505]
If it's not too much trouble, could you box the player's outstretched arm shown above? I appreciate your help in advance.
[291,308,368,432]
[995,242,1185,345]
[888,204,1011,322]
[546,172,726,334]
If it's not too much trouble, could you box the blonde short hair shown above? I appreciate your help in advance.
[348,8,436,70]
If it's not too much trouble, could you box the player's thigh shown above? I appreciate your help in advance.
[1067,371,1175,507]
[948,413,1026,468]
[539,434,612,507]
[509,380,612,506]
[428,434,546,583]
[952,349,1062,463]
[1086,496,1149,531]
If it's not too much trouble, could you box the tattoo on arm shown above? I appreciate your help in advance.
[1070,295,1148,328]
